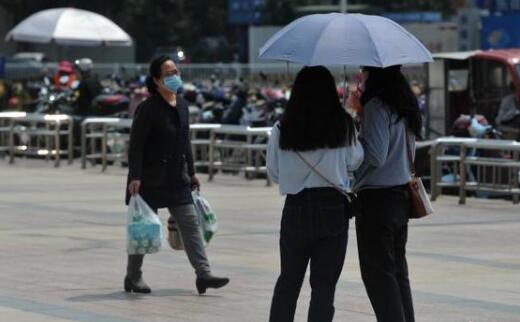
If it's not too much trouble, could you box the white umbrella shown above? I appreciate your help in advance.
[259,13,432,67]
[5,7,132,46]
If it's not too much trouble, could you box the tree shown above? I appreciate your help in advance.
[348,0,455,15]
[262,0,297,25]
[262,0,325,25]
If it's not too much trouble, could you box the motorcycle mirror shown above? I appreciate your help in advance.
[59,75,70,85]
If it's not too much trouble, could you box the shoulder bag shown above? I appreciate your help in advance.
[296,152,361,218]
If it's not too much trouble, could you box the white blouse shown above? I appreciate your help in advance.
[266,123,364,195]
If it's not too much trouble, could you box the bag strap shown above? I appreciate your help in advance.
[295,151,352,201]
[404,128,416,178]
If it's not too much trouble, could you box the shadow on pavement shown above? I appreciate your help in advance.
[66,288,217,302]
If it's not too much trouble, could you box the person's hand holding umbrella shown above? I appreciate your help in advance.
[347,85,362,115]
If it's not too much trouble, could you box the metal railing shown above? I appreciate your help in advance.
[430,138,520,204]
[208,125,272,186]
[4,113,520,200]
[0,112,74,167]
[81,117,132,171]
[0,112,25,156]
[190,124,222,171]
[79,118,272,185]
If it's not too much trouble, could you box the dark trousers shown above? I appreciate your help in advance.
[269,188,349,322]
[356,186,415,322]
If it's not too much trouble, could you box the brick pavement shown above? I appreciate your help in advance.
[1,159,520,321]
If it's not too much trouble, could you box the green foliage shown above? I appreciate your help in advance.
[348,0,455,15]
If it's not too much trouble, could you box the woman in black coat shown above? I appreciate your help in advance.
[125,56,229,294]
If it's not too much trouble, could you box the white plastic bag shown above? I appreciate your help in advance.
[193,191,218,245]
[127,195,163,255]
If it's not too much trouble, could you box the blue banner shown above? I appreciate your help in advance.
[228,0,264,25]
[481,14,520,49]
[476,0,520,12]
[383,12,442,23]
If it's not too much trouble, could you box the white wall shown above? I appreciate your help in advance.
[249,26,283,64]
[402,22,459,53]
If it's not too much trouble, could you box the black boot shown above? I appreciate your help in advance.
[124,274,151,293]
[125,255,151,293]
[196,274,229,295]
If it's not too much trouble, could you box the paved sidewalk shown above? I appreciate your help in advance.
[1,159,520,322]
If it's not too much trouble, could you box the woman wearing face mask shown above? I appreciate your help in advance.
[125,55,229,294]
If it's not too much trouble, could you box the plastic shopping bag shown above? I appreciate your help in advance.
[167,214,184,251]
[127,195,163,255]
[193,191,218,245]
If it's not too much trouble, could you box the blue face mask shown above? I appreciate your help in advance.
[163,75,183,93]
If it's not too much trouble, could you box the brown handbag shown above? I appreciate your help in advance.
[405,131,433,219]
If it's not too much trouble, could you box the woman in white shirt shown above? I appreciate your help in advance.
[266,66,363,322]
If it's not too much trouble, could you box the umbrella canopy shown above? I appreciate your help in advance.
[259,13,432,67]
[5,7,132,46]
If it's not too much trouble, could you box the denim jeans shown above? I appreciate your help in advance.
[356,186,415,322]
[269,188,349,322]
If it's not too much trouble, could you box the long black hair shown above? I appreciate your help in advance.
[360,65,422,138]
[145,55,173,94]
[279,66,355,151]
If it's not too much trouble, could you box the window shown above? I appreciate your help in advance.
[472,59,511,99]
[448,69,469,92]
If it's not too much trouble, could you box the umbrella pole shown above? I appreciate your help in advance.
[340,0,347,13]
[343,65,348,107]
[286,61,290,82]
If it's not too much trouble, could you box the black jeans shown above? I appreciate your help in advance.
[269,188,349,322]
[356,186,415,322]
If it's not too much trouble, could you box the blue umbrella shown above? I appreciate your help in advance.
[259,13,432,67]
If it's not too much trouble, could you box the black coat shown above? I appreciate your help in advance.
[77,74,102,116]
[125,94,195,209]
